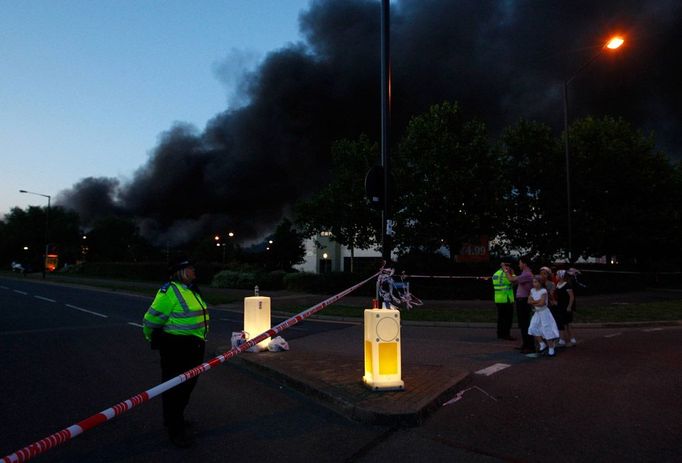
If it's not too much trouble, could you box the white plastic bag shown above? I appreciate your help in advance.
[232,330,266,352]
[267,336,289,352]
[231,331,247,348]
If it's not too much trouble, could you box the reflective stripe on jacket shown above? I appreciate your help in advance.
[492,269,514,304]
[143,282,209,341]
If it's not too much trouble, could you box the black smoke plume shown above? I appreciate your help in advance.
[56,0,682,245]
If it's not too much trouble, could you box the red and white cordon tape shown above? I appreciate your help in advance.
[2,270,381,463]
[407,274,490,280]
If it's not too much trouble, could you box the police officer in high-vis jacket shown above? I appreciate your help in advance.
[491,259,515,340]
[143,258,209,448]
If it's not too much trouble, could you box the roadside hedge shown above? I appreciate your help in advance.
[63,261,224,284]
[211,270,286,290]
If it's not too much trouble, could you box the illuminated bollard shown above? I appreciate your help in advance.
[244,291,271,350]
[363,308,404,391]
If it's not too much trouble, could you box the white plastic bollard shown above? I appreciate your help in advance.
[244,292,271,351]
[363,307,404,391]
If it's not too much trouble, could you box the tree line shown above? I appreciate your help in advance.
[295,101,682,270]
[2,100,680,273]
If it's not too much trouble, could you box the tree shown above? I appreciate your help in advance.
[394,101,504,260]
[496,120,564,260]
[86,217,151,262]
[0,206,81,269]
[265,218,306,271]
[568,116,679,266]
[295,135,379,271]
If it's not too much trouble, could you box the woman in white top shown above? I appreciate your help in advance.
[528,276,560,356]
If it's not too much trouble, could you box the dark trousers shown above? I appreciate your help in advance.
[159,334,205,434]
[516,298,534,349]
[495,302,514,338]
[550,305,565,331]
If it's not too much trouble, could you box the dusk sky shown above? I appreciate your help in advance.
[0,0,309,215]
[2,0,680,244]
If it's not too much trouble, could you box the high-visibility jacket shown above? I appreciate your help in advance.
[143,281,209,341]
[492,269,514,304]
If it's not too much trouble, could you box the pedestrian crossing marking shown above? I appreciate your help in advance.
[475,363,511,376]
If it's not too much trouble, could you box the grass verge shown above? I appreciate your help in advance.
[280,301,682,324]
[2,271,679,323]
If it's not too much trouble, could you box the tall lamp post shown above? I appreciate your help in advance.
[19,189,51,279]
[380,0,392,262]
[563,35,624,262]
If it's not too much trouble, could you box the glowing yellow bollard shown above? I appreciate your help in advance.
[363,308,404,391]
[244,295,271,350]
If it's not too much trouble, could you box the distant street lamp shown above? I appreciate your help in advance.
[214,233,236,264]
[19,189,51,278]
[562,35,624,261]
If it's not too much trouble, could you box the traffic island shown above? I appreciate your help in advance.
[221,347,468,427]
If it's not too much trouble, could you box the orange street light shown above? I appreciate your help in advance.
[562,34,626,261]
[606,36,624,50]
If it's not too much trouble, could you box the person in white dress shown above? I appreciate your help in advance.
[528,276,560,357]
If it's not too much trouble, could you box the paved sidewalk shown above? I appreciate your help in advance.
[217,321,511,427]
[218,304,681,427]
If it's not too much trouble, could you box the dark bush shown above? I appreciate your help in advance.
[62,261,224,284]
[283,272,376,296]
[211,270,286,290]
[63,262,166,281]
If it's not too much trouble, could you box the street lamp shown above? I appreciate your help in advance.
[562,35,624,261]
[19,189,51,278]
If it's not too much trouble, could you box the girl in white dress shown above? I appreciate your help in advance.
[528,276,560,357]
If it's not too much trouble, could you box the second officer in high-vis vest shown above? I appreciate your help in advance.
[143,258,209,448]
[491,260,515,340]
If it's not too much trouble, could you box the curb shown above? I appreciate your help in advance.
[222,347,469,427]
[213,305,682,329]
[2,274,679,329]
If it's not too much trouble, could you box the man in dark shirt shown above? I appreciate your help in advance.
[505,256,535,353]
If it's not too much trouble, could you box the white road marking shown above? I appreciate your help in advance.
[13,290,28,295]
[442,386,498,406]
[643,328,664,332]
[0,285,9,290]
[65,304,108,318]
[475,363,511,376]
[128,322,143,328]
[34,295,56,303]
[604,332,622,338]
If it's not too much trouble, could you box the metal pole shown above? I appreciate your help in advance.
[19,190,51,278]
[43,195,50,279]
[563,81,572,263]
[380,0,391,261]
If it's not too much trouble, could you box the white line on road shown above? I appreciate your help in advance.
[13,290,28,295]
[127,322,143,328]
[604,332,622,338]
[442,386,498,407]
[643,327,664,332]
[475,363,511,376]
[34,295,56,303]
[0,286,8,290]
[65,304,108,318]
